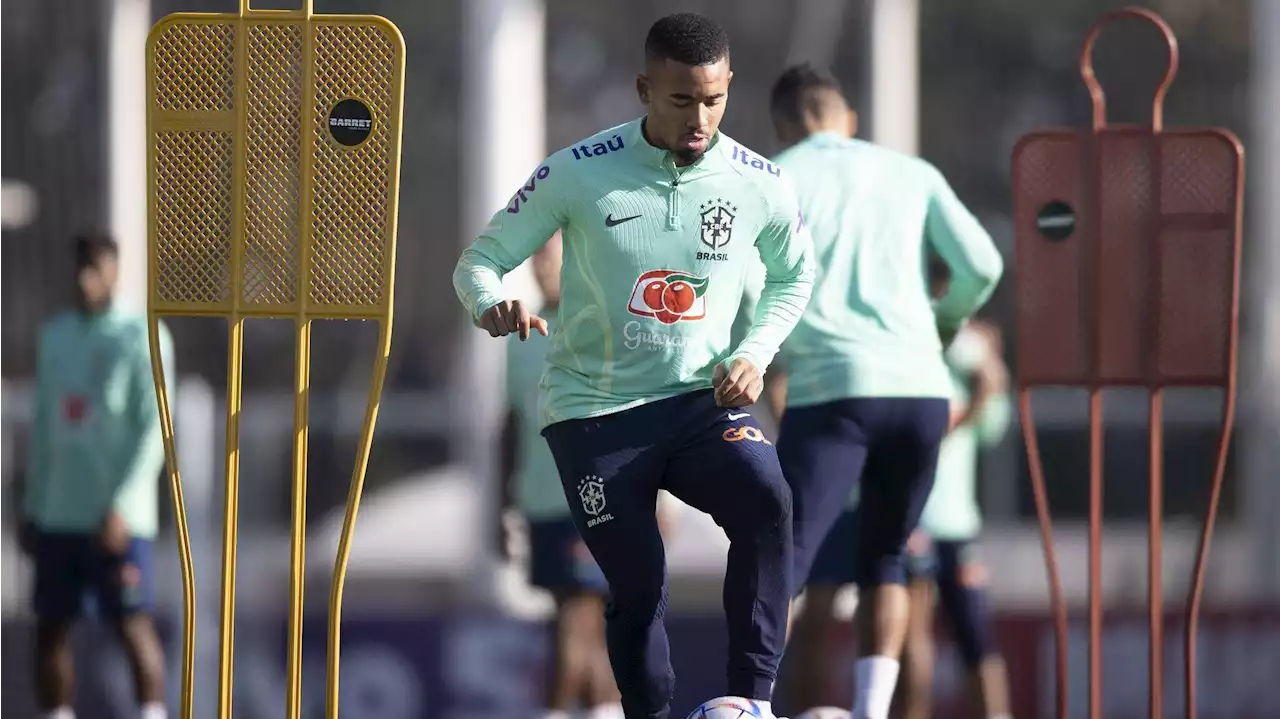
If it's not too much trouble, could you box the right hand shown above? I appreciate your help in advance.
[479,300,548,341]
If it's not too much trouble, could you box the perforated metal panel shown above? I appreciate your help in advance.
[1011,127,1243,388]
[147,13,404,319]
[145,9,405,719]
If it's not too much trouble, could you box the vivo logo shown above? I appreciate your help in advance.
[506,165,552,214]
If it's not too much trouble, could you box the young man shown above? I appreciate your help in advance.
[898,304,1013,719]
[501,233,624,719]
[767,64,1002,719]
[455,14,814,718]
[21,232,174,719]
[777,316,1013,719]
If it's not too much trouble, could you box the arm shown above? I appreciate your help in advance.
[111,321,174,520]
[730,180,815,373]
[947,322,1009,431]
[924,168,1004,342]
[453,159,568,326]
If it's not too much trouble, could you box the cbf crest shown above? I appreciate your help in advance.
[577,475,614,528]
[699,199,737,250]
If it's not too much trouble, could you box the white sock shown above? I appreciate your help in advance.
[541,711,570,719]
[588,703,625,719]
[852,656,900,719]
[140,703,168,719]
[988,714,1012,719]
[44,708,75,719]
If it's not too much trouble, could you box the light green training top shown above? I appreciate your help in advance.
[455,117,815,429]
[506,306,570,520]
[770,132,1003,406]
[25,304,174,539]
[917,326,1012,540]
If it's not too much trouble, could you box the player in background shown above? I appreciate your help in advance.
[766,64,1003,719]
[896,261,1013,719]
[20,232,174,719]
[773,312,1013,718]
[500,232,625,719]
[455,13,814,717]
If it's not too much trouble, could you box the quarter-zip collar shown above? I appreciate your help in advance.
[629,116,725,176]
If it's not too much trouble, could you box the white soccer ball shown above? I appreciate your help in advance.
[794,708,851,719]
[686,696,770,718]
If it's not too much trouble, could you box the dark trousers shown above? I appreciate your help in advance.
[543,390,792,719]
[777,397,949,593]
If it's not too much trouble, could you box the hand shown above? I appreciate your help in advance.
[969,319,1004,355]
[100,512,130,556]
[479,300,548,341]
[713,358,763,408]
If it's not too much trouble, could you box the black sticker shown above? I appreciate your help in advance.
[328,98,373,147]
[1036,200,1075,241]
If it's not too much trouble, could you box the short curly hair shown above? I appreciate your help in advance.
[644,13,730,66]
[770,63,845,124]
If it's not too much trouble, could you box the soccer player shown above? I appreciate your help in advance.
[501,232,624,719]
[20,232,173,719]
[775,312,1013,719]
[767,64,1003,719]
[454,13,814,718]
[897,290,1013,719]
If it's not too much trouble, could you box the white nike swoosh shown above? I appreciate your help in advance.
[727,412,751,421]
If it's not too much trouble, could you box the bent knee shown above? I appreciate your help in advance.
[605,584,668,624]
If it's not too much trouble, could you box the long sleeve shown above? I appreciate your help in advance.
[925,168,1004,330]
[454,158,570,324]
[23,327,53,522]
[111,320,173,537]
[730,179,815,372]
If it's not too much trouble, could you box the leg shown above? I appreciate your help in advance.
[933,541,1010,719]
[782,508,859,712]
[96,539,165,715]
[897,539,938,719]
[776,403,869,599]
[35,619,76,715]
[32,531,88,716]
[662,396,792,703]
[527,517,620,716]
[543,414,670,719]
[851,398,950,719]
[782,585,841,713]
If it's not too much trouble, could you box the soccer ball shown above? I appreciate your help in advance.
[794,708,851,719]
[686,696,770,718]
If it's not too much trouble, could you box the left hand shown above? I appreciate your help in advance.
[100,512,130,556]
[713,358,763,408]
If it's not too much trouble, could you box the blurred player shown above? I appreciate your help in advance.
[20,232,173,719]
[455,13,814,718]
[896,262,1013,719]
[776,314,1013,719]
[500,233,624,719]
[767,64,1002,719]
